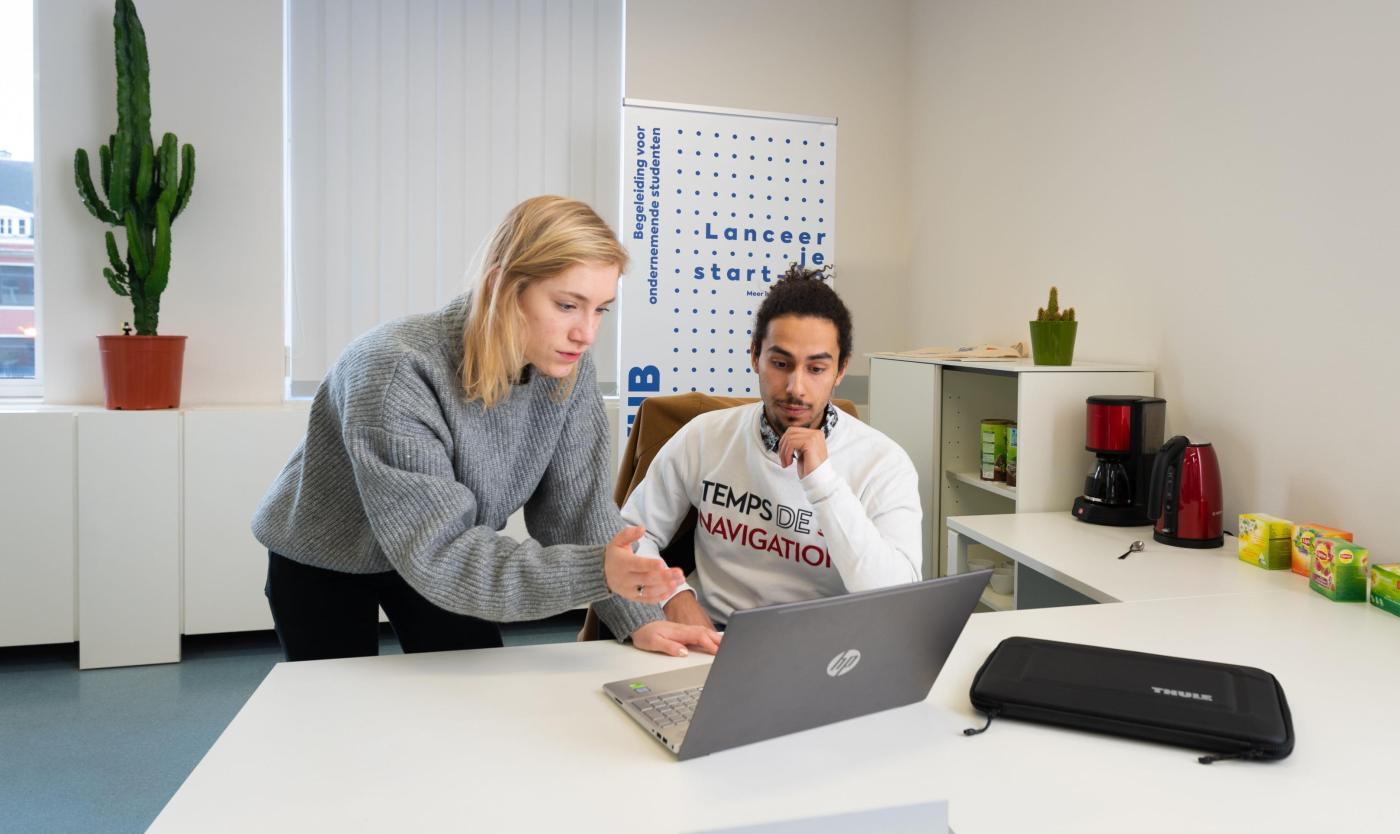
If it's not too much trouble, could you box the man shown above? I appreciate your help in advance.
[622,264,922,629]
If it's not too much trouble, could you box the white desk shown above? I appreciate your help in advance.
[150,590,1396,834]
[947,511,1303,608]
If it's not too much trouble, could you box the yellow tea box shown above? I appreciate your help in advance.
[1239,542,1285,570]
[1369,563,1400,618]
[1238,513,1293,570]
[1309,537,1369,602]
[1292,523,1353,577]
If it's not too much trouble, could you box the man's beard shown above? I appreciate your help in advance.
[769,398,821,429]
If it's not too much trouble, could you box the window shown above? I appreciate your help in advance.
[0,0,37,393]
[285,0,623,397]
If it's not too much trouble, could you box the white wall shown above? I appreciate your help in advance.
[36,0,284,405]
[907,0,1400,550]
[625,0,912,377]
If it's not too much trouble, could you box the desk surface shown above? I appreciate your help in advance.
[947,511,1305,603]
[151,590,1395,834]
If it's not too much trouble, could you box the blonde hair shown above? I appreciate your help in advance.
[461,196,628,407]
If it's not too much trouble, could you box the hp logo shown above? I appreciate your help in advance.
[826,649,862,677]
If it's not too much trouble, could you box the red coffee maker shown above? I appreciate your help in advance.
[1146,436,1224,548]
[1072,396,1166,526]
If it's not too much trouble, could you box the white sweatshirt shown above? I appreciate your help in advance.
[621,402,922,624]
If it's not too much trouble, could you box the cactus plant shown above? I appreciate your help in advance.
[73,0,195,336]
[1036,286,1075,322]
[1029,285,1078,365]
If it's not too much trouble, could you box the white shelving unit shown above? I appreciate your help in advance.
[946,469,1017,501]
[978,586,1016,612]
[868,355,1154,610]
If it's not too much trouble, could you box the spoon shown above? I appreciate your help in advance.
[1118,540,1145,560]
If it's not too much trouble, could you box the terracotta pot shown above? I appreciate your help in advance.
[97,335,188,410]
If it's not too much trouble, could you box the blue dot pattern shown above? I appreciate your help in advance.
[623,108,836,433]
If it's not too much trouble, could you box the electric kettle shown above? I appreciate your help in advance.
[1146,435,1224,548]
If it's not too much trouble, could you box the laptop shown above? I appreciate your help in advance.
[603,570,991,760]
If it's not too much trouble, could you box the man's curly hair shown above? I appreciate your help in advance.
[750,263,852,366]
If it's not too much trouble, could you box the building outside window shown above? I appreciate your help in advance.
[0,159,35,381]
[0,0,36,389]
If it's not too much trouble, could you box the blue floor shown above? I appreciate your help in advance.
[0,613,586,834]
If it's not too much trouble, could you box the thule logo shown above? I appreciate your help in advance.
[826,649,862,677]
[1151,686,1213,702]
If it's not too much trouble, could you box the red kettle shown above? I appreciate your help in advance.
[1146,436,1224,548]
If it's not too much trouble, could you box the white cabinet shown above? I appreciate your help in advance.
[869,356,1154,608]
[0,398,617,663]
[1,406,311,664]
[183,408,309,635]
[0,411,76,648]
[77,411,183,669]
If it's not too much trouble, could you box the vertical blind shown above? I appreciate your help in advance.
[287,0,624,393]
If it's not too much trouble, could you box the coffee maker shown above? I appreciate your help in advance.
[1071,395,1166,526]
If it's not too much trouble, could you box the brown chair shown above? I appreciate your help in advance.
[578,392,860,641]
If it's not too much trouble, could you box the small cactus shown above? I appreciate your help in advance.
[1036,286,1075,322]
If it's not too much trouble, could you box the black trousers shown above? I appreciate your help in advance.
[265,551,503,661]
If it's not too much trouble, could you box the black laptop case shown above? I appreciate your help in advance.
[967,637,1294,764]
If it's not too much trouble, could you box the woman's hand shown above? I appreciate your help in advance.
[631,620,723,657]
[604,525,684,605]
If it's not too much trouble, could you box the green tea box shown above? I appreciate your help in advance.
[1292,523,1353,577]
[1309,537,1369,602]
[1238,513,1293,570]
[979,419,1013,482]
[1369,563,1400,618]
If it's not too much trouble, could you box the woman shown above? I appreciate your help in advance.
[253,196,721,661]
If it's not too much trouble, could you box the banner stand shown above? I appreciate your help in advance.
[618,99,837,453]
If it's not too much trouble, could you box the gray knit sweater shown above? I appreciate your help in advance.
[251,295,660,639]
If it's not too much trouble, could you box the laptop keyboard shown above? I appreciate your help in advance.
[638,686,703,728]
